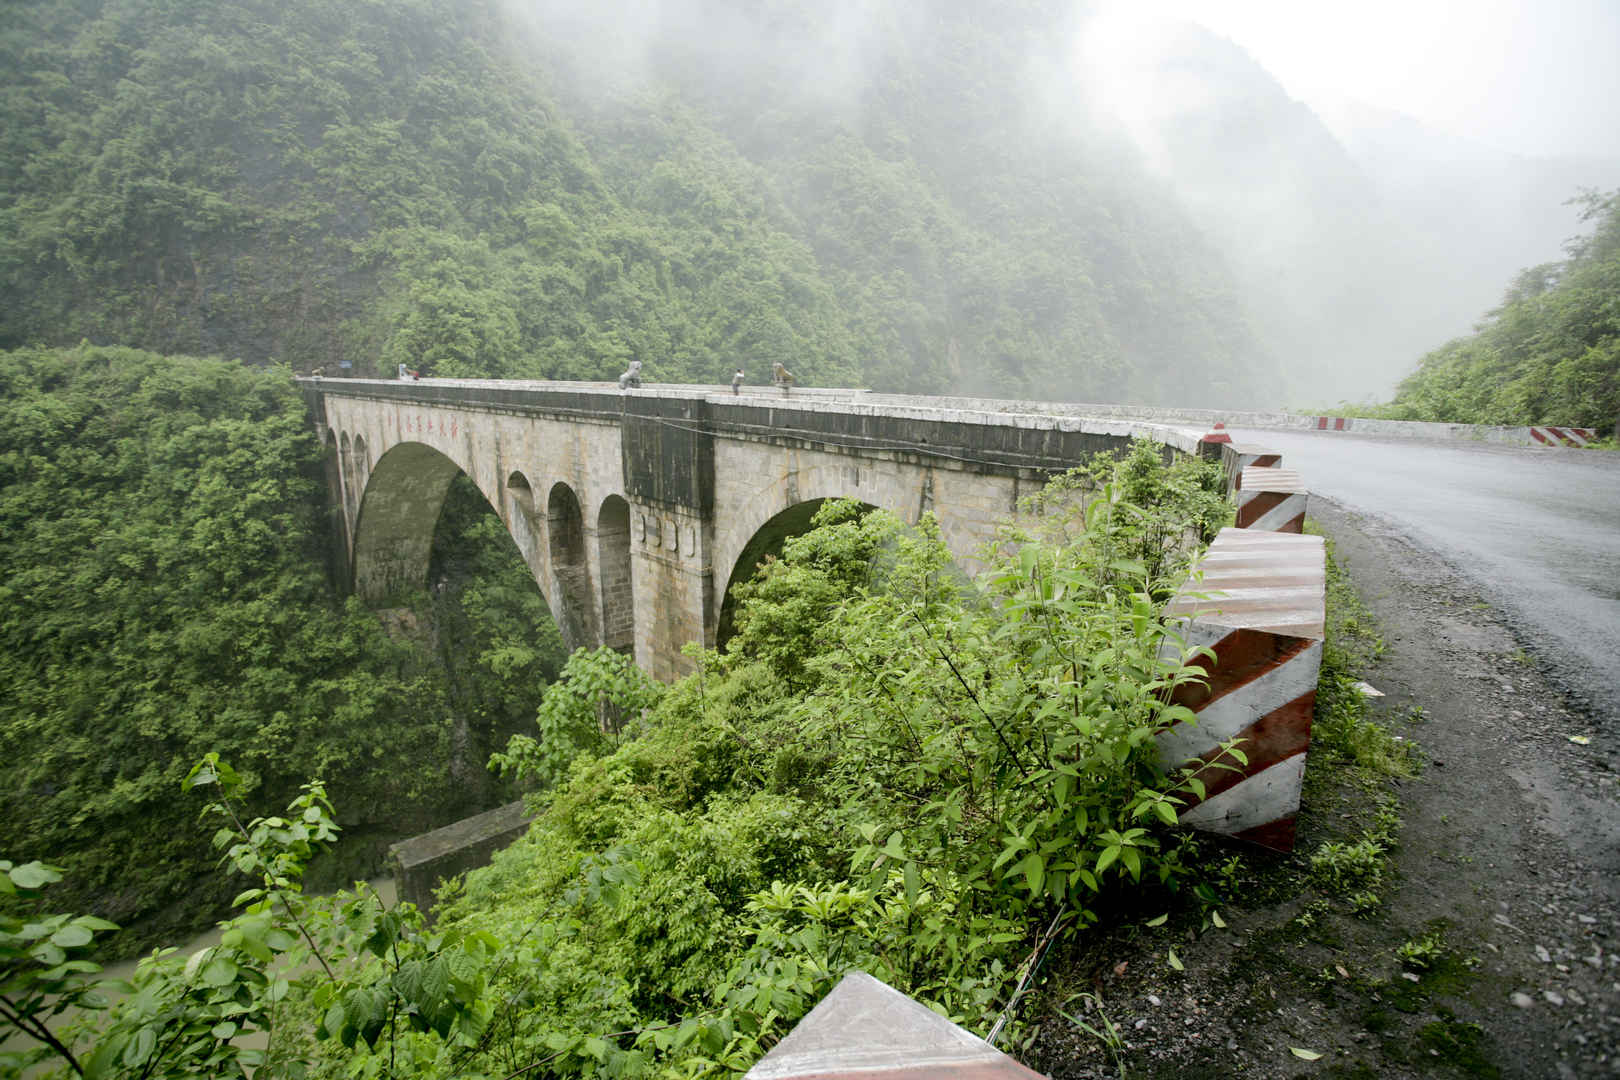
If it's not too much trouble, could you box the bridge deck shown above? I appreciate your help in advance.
[297,377,1210,463]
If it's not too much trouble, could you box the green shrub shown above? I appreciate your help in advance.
[6,442,1237,1079]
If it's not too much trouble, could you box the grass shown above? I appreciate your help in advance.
[1308,532,1416,783]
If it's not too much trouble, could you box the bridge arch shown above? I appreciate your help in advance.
[716,496,880,648]
[713,458,925,620]
[597,495,634,655]
[546,481,598,651]
[352,441,468,606]
[503,471,542,565]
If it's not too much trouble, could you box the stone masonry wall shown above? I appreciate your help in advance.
[305,378,1203,679]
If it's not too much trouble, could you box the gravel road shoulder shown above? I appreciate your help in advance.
[1028,497,1619,1079]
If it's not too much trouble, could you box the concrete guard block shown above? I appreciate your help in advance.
[1220,442,1281,496]
[1156,528,1326,851]
[745,971,1045,1080]
[388,799,533,922]
[1234,466,1308,533]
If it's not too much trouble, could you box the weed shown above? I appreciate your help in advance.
[1304,532,1416,784]
[1347,890,1381,916]
[1215,853,1244,896]
[1293,898,1332,930]
[1397,930,1446,971]
[1310,527,1385,672]
[1312,838,1385,892]
[1059,993,1128,1078]
[1368,796,1401,849]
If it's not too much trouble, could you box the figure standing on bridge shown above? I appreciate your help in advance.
[618,359,642,390]
[772,362,795,395]
[731,367,745,394]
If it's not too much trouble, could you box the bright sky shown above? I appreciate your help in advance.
[1150,0,1620,159]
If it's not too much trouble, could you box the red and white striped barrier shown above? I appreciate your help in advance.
[1309,416,1596,447]
[1529,426,1595,447]
[1196,422,1233,460]
[1158,528,1326,852]
[1234,466,1307,533]
[1220,442,1281,495]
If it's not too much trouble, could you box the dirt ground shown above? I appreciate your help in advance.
[1026,498,1620,1079]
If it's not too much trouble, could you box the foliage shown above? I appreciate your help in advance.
[2,755,495,1079]
[421,445,1234,1077]
[0,345,562,953]
[5,445,1251,1078]
[1021,440,1231,592]
[0,859,120,1077]
[490,647,666,791]
[0,0,1281,403]
[1369,189,1620,429]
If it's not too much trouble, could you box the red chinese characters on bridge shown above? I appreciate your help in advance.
[391,409,461,439]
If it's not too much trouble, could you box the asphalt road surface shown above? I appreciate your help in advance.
[1228,429,1620,727]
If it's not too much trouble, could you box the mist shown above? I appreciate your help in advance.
[1068,2,1620,405]
[481,0,1619,408]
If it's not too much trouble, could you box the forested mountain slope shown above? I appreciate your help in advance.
[1375,190,1619,429]
[1072,13,1620,404]
[0,0,1277,404]
[0,346,562,949]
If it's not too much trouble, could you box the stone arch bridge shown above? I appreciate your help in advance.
[297,378,1205,680]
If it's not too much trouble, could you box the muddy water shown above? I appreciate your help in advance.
[4,877,396,1071]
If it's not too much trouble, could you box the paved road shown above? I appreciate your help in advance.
[1228,429,1620,723]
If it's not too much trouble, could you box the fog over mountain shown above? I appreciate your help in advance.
[3,0,1612,407]
[491,0,1619,404]
[1070,4,1620,403]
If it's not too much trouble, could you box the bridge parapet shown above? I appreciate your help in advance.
[296,377,1205,465]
